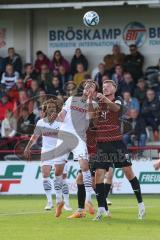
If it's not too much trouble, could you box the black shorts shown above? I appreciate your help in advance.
[91,140,132,170]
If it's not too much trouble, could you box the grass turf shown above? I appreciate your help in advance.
[0,195,159,240]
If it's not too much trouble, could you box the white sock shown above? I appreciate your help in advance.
[62,179,69,206]
[43,177,52,204]
[54,175,63,204]
[82,170,93,202]
[98,207,106,213]
[138,202,145,208]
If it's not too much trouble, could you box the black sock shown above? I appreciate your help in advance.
[95,183,105,208]
[104,183,111,198]
[129,177,143,203]
[77,184,86,209]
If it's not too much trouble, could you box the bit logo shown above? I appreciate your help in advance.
[0,165,24,192]
[123,22,147,47]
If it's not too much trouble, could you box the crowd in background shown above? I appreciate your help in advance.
[0,44,160,150]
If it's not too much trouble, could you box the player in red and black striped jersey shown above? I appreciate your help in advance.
[93,80,145,221]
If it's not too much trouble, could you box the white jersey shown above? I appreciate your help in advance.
[60,96,98,141]
[34,118,61,153]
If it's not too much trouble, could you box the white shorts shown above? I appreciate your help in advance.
[41,159,68,175]
[54,137,88,165]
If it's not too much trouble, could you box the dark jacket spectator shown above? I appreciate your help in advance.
[36,64,53,89]
[123,44,144,82]
[45,76,65,97]
[122,91,140,119]
[58,65,72,90]
[103,44,125,74]
[34,51,50,73]
[94,63,108,91]
[17,107,35,136]
[141,89,160,135]
[71,48,88,75]
[134,79,147,106]
[21,63,37,88]
[112,64,124,86]
[3,47,22,74]
[123,109,147,147]
[1,64,19,90]
[28,80,40,99]
[0,56,4,77]
[118,72,135,96]
[50,50,70,75]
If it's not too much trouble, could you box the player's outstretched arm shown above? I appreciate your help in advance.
[97,93,120,112]
[154,159,160,170]
[57,110,67,122]
[24,134,39,160]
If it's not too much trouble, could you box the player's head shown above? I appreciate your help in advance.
[103,80,117,96]
[83,80,99,97]
[42,98,59,118]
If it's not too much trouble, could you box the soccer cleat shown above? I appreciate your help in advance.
[44,202,53,210]
[106,210,112,218]
[67,210,86,219]
[107,198,112,206]
[138,203,145,220]
[64,204,73,211]
[55,201,64,217]
[85,201,95,215]
[93,211,103,221]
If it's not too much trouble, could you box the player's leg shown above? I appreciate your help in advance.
[41,164,53,210]
[67,171,86,219]
[62,163,72,211]
[104,167,113,206]
[54,162,65,217]
[123,165,145,219]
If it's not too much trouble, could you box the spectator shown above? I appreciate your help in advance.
[22,63,37,88]
[123,108,147,148]
[1,63,19,90]
[34,51,50,73]
[64,81,77,98]
[29,80,40,99]
[7,78,25,102]
[17,106,35,136]
[50,50,70,75]
[0,55,4,77]
[103,44,125,74]
[14,90,33,118]
[123,44,144,82]
[141,89,160,141]
[46,76,64,98]
[1,109,17,137]
[37,63,53,89]
[73,63,86,87]
[134,78,147,106]
[122,91,140,119]
[0,93,14,122]
[71,48,88,75]
[94,63,108,91]
[58,65,72,90]
[112,64,124,85]
[3,47,22,74]
[119,72,135,96]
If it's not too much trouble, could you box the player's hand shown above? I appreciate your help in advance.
[24,148,31,160]
[97,93,105,102]
[153,160,160,170]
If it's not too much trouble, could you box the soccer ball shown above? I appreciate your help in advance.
[83,11,99,27]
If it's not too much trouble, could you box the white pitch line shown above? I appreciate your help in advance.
[0,205,156,217]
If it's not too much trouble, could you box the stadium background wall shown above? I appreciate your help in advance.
[0,6,160,69]
[0,160,159,195]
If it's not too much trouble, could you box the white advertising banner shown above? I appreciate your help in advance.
[0,160,160,195]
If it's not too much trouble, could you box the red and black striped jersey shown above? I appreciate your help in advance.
[96,96,123,142]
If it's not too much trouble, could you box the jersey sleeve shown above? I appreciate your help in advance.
[33,120,42,136]
[62,96,72,113]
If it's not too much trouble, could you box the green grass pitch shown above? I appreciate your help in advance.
[0,195,159,240]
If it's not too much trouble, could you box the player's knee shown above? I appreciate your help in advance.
[123,167,135,180]
[95,169,105,183]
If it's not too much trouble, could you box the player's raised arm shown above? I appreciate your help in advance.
[57,96,72,122]
[97,92,121,112]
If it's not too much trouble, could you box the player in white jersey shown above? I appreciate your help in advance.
[24,99,72,211]
[53,80,99,218]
